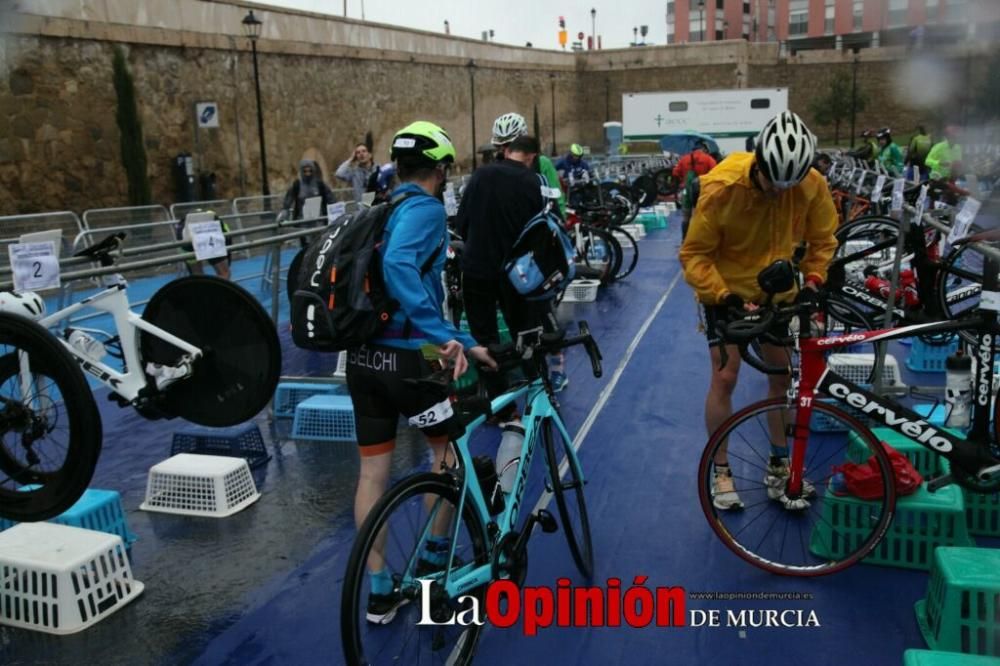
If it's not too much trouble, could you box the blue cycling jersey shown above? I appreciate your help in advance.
[372,183,476,350]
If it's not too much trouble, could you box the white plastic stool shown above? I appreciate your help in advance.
[140,453,260,517]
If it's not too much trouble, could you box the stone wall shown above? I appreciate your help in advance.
[0,0,995,215]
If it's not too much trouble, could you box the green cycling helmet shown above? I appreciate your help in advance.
[391,121,456,164]
[570,143,584,156]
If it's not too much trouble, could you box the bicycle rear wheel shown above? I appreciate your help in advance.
[341,473,489,666]
[698,398,895,576]
[542,417,593,579]
[140,276,280,426]
[0,313,102,522]
[936,228,984,347]
[611,227,639,281]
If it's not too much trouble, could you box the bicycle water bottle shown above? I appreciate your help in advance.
[472,456,505,514]
[68,330,107,363]
[945,350,973,429]
[496,424,525,493]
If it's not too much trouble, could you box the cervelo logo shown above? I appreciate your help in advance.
[826,382,953,453]
[977,334,993,407]
[817,333,868,347]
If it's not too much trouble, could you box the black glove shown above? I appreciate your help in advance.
[722,293,744,314]
[794,286,819,306]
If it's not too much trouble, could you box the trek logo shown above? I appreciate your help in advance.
[308,224,345,289]
[825,381,953,453]
[74,358,122,388]
[817,333,867,347]
[977,334,993,407]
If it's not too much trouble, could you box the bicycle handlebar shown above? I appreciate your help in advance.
[721,303,813,376]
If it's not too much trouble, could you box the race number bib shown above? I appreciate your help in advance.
[890,178,905,212]
[190,221,227,261]
[9,241,59,292]
[408,399,454,428]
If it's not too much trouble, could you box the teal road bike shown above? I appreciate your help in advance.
[340,323,603,665]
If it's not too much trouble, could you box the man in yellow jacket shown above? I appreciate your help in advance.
[679,110,838,511]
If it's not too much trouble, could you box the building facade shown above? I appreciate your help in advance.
[665,0,1000,48]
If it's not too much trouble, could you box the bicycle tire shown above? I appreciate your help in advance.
[542,417,594,579]
[698,397,895,576]
[0,313,102,522]
[611,227,639,281]
[140,276,280,426]
[341,472,489,666]
[582,227,622,285]
[935,226,984,347]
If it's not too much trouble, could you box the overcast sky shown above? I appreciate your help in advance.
[257,0,668,50]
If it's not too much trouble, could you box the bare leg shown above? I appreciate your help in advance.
[707,344,741,466]
[760,343,792,456]
[355,442,394,573]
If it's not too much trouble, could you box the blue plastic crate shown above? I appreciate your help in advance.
[906,336,959,374]
[0,488,137,548]
[273,382,342,417]
[172,423,271,469]
[809,396,879,432]
[292,394,356,442]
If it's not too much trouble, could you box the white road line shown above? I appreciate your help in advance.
[532,268,685,514]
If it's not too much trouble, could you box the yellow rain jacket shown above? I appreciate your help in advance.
[679,152,839,305]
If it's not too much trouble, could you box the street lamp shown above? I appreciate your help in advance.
[698,0,705,42]
[591,8,596,50]
[633,26,638,45]
[549,73,557,156]
[467,60,477,169]
[242,10,269,196]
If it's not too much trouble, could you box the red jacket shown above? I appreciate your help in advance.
[672,150,717,182]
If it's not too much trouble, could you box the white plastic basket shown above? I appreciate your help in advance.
[562,279,600,303]
[619,223,646,239]
[0,523,144,635]
[140,453,260,518]
[827,353,905,388]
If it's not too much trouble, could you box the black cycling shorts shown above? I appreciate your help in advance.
[345,343,453,451]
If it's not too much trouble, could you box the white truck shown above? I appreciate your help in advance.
[622,88,789,155]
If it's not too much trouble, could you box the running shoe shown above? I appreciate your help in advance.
[712,469,744,510]
[549,371,569,393]
[366,590,408,625]
[764,458,816,511]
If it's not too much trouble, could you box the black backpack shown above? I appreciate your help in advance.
[289,191,440,351]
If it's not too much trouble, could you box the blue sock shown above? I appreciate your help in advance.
[370,568,393,596]
[423,536,450,565]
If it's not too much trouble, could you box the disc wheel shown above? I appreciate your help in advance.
[698,398,895,576]
[0,313,102,522]
[141,276,280,426]
[543,417,593,578]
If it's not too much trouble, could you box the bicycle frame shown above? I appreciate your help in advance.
[413,376,582,599]
[787,310,1000,497]
[33,282,202,401]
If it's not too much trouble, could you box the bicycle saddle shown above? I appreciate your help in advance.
[74,232,127,266]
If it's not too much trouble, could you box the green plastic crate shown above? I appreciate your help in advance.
[915,547,1000,657]
[638,213,667,231]
[847,427,955,479]
[904,649,1000,665]
[963,491,1000,537]
[810,482,973,570]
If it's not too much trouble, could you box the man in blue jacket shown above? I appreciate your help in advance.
[346,121,494,624]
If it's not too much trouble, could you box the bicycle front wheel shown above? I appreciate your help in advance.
[341,473,490,666]
[0,313,102,522]
[698,398,895,576]
[140,276,281,426]
[543,417,593,579]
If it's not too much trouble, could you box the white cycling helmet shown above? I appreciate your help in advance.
[754,111,816,189]
[491,112,528,146]
[0,291,45,320]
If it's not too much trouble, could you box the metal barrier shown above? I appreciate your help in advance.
[0,210,85,271]
[231,195,283,260]
[169,199,233,222]
[82,205,171,251]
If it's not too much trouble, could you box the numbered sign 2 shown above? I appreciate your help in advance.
[9,241,60,292]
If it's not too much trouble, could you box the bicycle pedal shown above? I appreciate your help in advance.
[535,509,558,534]
[926,473,954,493]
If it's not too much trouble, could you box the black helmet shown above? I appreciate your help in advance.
[876,127,892,140]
